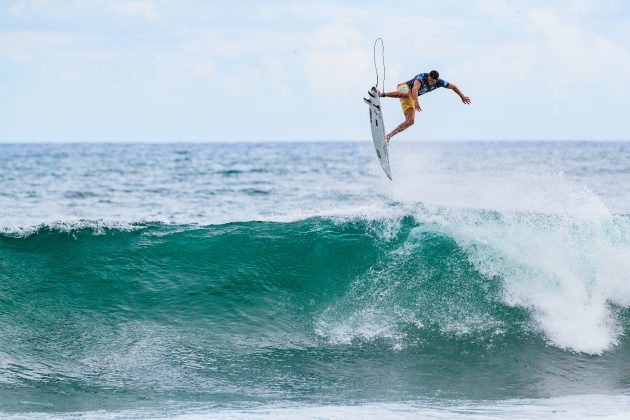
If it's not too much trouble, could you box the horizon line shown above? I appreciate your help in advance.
[2,138,630,145]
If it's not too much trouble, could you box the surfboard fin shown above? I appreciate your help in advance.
[364,98,381,111]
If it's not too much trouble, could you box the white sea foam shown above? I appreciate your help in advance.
[443,211,629,354]
[7,394,629,419]
[181,395,630,419]
[388,146,630,354]
[316,145,630,354]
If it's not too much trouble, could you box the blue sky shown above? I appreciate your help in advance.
[1,0,629,142]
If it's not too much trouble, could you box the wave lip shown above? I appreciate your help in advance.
[444,209,630,354]
[314,211,630,355]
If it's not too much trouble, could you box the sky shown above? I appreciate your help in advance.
[1,0,629,142]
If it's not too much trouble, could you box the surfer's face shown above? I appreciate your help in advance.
[428,76,438,85]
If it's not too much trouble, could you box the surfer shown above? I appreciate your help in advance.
[378,70,471,143]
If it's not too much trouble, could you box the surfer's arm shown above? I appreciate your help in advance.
[447,83,471,104]
[412,80,421,111]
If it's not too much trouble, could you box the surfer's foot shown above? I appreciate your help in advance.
[385,134,392,144]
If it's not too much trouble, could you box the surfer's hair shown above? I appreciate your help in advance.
[429,70,440,80]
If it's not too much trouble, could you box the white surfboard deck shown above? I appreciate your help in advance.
[364,87,392,180]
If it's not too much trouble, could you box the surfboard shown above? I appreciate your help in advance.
[364,87,392,180]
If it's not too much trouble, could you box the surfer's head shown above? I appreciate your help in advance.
[428,70,440,85]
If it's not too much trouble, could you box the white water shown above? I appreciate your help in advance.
[7,394,629,419]
[388,144,630,354]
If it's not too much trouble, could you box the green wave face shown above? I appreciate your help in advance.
[0,218,513,340]
[1,217,629,412]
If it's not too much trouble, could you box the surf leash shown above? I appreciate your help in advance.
[373,37,385,94]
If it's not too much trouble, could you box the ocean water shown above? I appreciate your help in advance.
[1,141,629,419]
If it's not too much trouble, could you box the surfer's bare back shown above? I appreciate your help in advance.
[378,70,471,143]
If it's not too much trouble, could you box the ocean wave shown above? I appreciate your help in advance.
[2,212,629,355]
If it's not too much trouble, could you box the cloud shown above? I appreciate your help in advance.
[111,0,159,20]
[183,28,308,60]
[5,0,161,21]
[285,1,372,22]
[1,0,630,141]
[7,0,50,17]
[0,30,81,62]
[302,22,370,95]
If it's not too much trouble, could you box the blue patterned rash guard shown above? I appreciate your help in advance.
[406,73,449,96]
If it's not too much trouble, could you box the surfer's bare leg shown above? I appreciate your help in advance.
[380,90,411,99]
[386,108,415,143]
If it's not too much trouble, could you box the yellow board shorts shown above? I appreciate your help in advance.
[397,83,414,113]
